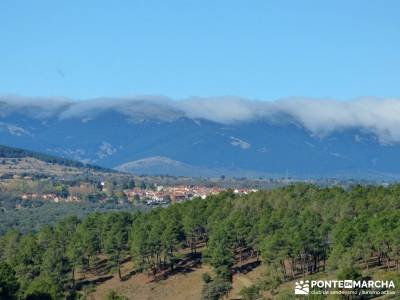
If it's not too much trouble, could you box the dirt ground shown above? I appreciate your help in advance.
[88,264,214,300]
[229,266,265,299]
[85,258,269,300]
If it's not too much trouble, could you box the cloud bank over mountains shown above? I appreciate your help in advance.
[1,95,400,143]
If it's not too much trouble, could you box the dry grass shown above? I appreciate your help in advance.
[0,157,86,177]
[84,255,267,300]
[88,264,213,300]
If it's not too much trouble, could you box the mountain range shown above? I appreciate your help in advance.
[1,96,400,180]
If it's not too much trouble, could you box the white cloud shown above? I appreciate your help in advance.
[175,97,270,123]
[0,95,71,118]
[270,98,400,144]
[2,95,400,144]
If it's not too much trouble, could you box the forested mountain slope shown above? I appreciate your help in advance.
[1,184,400,299]
[0,144,108,171]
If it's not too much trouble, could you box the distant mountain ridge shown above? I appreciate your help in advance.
[115,156,278,178]
[2,97,400,180]
[115,156,210,177]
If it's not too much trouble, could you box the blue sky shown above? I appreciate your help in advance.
[0,0,399,100]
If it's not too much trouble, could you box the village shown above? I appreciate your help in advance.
[125,185,258,205]
[18,183,258,206]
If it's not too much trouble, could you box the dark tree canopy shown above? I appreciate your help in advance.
[1,183,400,299]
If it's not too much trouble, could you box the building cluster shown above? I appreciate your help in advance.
[19,185,258,205]
[125,185,258,205]
[20,193,80,203]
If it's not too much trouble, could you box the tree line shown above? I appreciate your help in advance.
[1,184,400,299]
[0,145,108,171]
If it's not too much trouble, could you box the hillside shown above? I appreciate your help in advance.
[0,144,114,178]
[0,145,94,168]
[2,185,400,299]
[88,257,266,300]
[86,257,400,299]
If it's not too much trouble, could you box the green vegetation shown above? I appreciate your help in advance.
[0,262,19,299]
[0,175,148,235]
[0,144,108,171]
[0,201,142,235]
[1,184,400,299]
[105,290,128,300]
